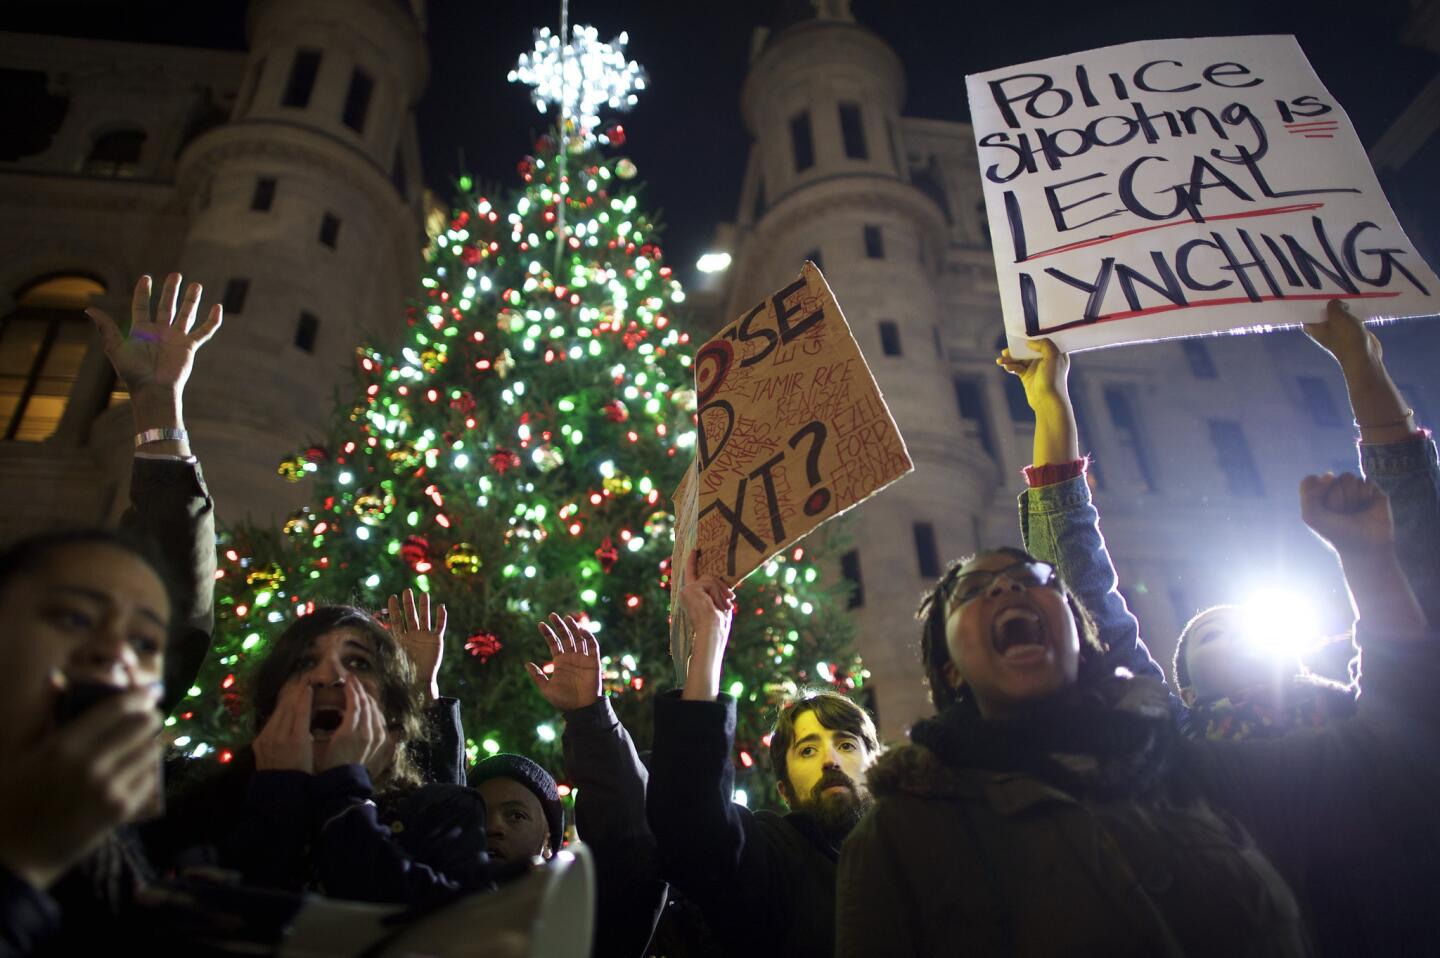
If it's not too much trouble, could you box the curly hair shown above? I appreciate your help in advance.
[249,605,427,789]
[916,547,1106,714]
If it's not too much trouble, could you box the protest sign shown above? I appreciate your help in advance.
[966,35,1440,355]
[668,262,913,677]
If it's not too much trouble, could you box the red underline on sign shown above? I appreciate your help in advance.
[1021,203,1326,263]
[1038,291,1402,334]
[1285,121,1340,129]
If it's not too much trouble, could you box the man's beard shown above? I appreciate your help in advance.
[798,770,873,843]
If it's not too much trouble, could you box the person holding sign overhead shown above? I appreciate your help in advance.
[646,550,880,958]
[993,309,1440,955]
[837,456,1438,955]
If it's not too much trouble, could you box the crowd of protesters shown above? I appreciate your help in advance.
[0,273,1435,957]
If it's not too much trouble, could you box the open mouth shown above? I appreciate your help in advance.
[991,606,1047,657]
[311,709,342,734]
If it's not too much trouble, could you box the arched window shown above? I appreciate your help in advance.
[83,128,146,177]
[1,274,114,441]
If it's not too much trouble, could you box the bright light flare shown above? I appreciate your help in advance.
[1239,588,1321,660]
[696,251,732,273]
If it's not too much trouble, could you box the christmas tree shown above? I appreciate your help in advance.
[171,25,865,808]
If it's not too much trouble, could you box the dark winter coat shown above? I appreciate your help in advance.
[1,457,217,957]
[1024,461,1440,955]
[837,633,1440,958]
[647,691,840,958]
[561,698,668,958]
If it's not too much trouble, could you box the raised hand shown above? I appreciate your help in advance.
[317,681,391,778]
[1300,472,1395,557]
[0,687,162,890]
[680,550,737,701]
[253,680,315,773]
[87,273,223,401]
[388,589,447,701]
[1303,299,1380,367]
[997,337,1070,412]
[998,338,1079,467]
[528,613,602,712]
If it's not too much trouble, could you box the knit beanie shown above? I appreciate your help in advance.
[469,753,564,852]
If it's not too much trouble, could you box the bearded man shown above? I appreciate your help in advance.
[646,552,881,958]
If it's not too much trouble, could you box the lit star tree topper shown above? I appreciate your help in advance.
[508,24,647,145]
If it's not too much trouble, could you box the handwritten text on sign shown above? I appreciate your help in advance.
[686,262,912,585]
[966,36,1439,354]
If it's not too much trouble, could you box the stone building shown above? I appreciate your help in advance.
[704,1,1440,735]
[0,0,428,537]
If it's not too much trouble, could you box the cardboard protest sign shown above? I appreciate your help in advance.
[966,35,1440,355]
[668,262,913,677]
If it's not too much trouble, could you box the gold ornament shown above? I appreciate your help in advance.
[419,348,444,374]
[616,158,638,180]
[246,563,285,589]
[445,543,482,575]
[603,474,633,496]
[644,510,673,539]
[283,509,314,537]
[352,488,395,525]
[277,454,308,481]
[494,348,516,379]
[388,442,421,469]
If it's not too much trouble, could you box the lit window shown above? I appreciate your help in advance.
[1,275,113,441]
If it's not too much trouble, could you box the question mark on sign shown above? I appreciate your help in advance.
[788,421,831,517]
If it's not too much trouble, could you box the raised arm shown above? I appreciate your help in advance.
[90,273,221,714]
[999,340,1170,690]
[532,613,667,958]
[388,590,464,785]
[647,553,783,920]
[1192,475,1436,868]
[1304,299,1440,625]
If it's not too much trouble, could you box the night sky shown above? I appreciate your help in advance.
[3,0,1435,287]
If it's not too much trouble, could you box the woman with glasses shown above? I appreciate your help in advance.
[834,384,1440,955]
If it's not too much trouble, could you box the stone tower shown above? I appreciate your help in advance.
[727,0,991,733]
[171,0,429,522]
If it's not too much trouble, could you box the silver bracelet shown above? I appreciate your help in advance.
[135,427,188,448]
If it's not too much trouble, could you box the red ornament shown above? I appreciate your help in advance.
[400,535,430,569]
[605,124,626,147]
[490,448,521,474]
[535,134,555,154]
[451,211,470,230]
[602,400,629,423]
[460,245,482,266]
[517,155,535,177]
[450,392,476,415]
[305,445,328,463]
[464,632,503,663]
[595,537,620,574]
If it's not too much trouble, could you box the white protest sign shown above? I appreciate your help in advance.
[966,35,1440,355]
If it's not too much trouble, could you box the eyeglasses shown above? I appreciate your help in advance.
[941,559,1057,608]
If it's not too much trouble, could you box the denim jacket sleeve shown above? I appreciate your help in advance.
[1358,434,1440,625]
[1018,476,1180,711]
